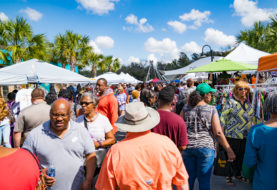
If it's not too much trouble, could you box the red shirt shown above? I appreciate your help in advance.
[0,148,40,190]
[95,131,188,189]
[96,91,118,133]
[152,110,189,147]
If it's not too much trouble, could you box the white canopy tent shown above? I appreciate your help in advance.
[91,72,141,84]
[0,59,91,85]
[180,73,208,81]
[91,72,124,84]
[163,56,223,78]
[119,72,141,84]
[0,72,27,85]
[225,43,270,66]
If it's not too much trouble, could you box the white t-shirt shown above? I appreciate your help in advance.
[75,113,113,141]
[15,88,33,110]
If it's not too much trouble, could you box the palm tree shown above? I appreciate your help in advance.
[266,14,277,53]
[53,31,90,71]
[88,53,104,77]
[111,57,121,72]
[105,56,113,72]
[0,17,47,63]
[237,21,268,51]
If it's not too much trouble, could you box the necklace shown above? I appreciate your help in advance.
[85,112,99,122]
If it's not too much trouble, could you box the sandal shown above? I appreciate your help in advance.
[235,176,249,183]
[226,177,235,186]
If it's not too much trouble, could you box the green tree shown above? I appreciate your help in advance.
[266,15,277,53]
[0,17,47,63]
[237,21,268,51]
[82,52,104,77]
[52,31,90,71]
[111,57,121,72]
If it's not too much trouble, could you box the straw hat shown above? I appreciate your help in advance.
[116,102,160,132]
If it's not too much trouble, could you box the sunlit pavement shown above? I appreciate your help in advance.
[192,175,252,190]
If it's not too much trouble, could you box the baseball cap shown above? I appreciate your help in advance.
[196,83,217,95]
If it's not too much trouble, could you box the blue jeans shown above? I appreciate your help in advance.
[0,123,11,148]
[182,148,215,190]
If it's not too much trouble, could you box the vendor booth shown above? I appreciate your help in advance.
[0,59,91,85]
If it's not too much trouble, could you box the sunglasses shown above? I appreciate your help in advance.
[238,88,248,91]
[80,102,94,106]
[51,113,69,118]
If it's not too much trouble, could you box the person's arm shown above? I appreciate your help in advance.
[80,152,97,190]
[178,119,189,152]
[179,110,184,118]
[13,132,22,148]
[109,97,118,132]
[243,126,258,168]
[13,112,24,148]
[94,130,116,148]
[95,150,117,190]
[211,112,236,162]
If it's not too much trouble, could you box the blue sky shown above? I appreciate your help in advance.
[1,0,277,67]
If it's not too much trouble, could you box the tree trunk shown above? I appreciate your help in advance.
[70,56,76,72]
[92,65,97,78]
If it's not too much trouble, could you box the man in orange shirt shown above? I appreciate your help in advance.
[95,102,189,190]
[95,78,118,133]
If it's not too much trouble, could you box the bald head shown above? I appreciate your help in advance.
[187,78,194,88]
[51,98,71,113]
[50,98,72,134]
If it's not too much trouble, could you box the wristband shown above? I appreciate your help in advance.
[97,140,102,148]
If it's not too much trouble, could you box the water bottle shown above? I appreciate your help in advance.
[46,163,56,177]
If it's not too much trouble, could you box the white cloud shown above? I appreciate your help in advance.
[167,21,187,34]
[144,37,179,61]
[76,0,119,15]
[125,14,154,33]
[95,36,114,49]
[88,40,103,54]
[179,9,212,28]
[204,28,236,47]
[233,0,277,27]
[127,56,140,65]
[20,7,42,21]
[181,41,202,54]
[125,14,138,24]
[147,54,158,67]
[0,12,8,21]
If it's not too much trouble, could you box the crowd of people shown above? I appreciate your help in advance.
[0,77,276,190]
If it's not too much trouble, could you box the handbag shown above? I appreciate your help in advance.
[213,145,233,176]
[22,148,47,190]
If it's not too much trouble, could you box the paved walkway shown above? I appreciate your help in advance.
[193,175,252,190]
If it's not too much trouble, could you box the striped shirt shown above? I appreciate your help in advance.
[182,104,216,150]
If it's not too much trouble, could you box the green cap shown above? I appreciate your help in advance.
[196,83,217,95]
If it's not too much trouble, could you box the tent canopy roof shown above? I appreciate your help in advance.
[258,53,277,72]
[225,43,270,66]
[164,56,222,76]
[0,59,91,84]
[187,59,257,73]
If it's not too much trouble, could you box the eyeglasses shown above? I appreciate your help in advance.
[51,113,69,118]
[238,88,248,91]
[80,102,94,106]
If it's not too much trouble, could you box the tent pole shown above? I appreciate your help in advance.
[251,72,259,114]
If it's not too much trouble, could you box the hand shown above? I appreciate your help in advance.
[80,179,92,190]
[43,168,56,187]
[226,149,236,162]
[94,141,99,148]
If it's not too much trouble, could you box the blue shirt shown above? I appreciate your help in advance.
[243,124,277,190]
[23,120,95,190]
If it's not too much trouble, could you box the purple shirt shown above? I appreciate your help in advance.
[152,110,189,147]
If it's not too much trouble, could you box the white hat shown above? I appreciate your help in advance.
[116,102,160,132]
